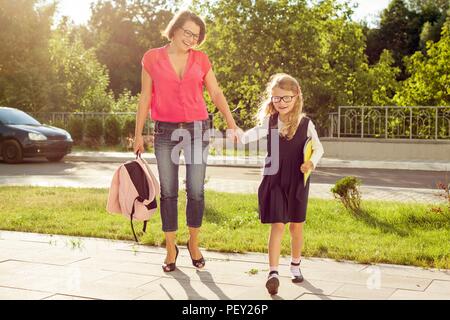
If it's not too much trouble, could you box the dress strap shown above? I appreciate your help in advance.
[299,116,310,136]
[269,113,279,129]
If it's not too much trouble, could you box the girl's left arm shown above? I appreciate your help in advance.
[308,121,325,169]
[204,69,239,139]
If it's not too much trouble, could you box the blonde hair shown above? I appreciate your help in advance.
[163,10,207,45]
[256,73,305,140]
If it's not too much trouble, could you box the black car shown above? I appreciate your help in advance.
[0,107,73,164]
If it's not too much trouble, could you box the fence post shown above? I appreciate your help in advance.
[435,107,438,140]
[385,107,388,139]
[410,108,413,139]
[330,114,334,138]
[338,107,341,138]
[361,107,364,138]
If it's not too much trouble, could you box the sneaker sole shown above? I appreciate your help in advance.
[292,276,304,283]
[265,277,280,295]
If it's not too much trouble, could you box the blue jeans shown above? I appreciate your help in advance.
[154,119,210,232]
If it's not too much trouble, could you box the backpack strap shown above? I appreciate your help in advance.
[130,196,150,243]
[143,221,148,233]
[130,213,139,243]
[130,197,139,243]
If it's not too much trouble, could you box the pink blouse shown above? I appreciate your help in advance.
[141,45,212,123]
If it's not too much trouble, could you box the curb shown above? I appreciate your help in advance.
[64,152,450,171]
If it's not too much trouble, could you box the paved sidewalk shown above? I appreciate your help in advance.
[65,151,450,172]
[0,231,449,300]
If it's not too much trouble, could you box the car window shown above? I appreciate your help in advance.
[0,109,41,125]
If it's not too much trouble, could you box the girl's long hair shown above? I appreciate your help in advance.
[256,73,305,140]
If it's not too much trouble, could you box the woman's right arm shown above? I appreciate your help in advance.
[133,68,152,154]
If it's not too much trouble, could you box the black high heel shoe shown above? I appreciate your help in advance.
[162,245,179,272]
[187,240,205,269]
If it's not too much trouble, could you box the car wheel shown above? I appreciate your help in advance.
[1,140,23,164]
[46,155,65,162]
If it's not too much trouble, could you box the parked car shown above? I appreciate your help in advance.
[0,107,73,164]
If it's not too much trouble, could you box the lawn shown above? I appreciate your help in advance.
[0,186,449,269]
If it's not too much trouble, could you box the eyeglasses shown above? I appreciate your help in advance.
[182,28,200,42]
[271,95,297,103]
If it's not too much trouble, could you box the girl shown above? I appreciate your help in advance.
[134,10,239,273]
[238,73,324,295]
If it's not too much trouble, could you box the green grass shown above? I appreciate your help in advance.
[0,186,449,269]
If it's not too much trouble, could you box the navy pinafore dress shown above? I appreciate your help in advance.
[258,114,311,224]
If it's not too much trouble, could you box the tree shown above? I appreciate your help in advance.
[365,0,449,68]
[366,0,421,77]
[0,0,55,112]
[416,0,450,47]
[394,19,450,106]
[193,0,400,131]
[80,0,178,96]
[48,20,113,112]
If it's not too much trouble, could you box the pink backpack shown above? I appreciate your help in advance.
[106,154,160,242]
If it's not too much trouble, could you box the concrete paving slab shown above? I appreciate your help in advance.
[330,284,396,300]
[0,231,448,300]
[0,286,53,300]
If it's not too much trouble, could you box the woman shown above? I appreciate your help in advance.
[133,10,239,272]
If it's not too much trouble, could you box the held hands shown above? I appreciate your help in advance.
[226,126,244,143]
[300,160,314,174]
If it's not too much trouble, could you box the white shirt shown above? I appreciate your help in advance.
[239,116,325,169]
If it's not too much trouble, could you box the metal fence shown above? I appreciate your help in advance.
[328,106,450,140]
[30,112,154,136]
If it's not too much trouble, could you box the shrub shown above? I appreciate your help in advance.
[435,181,450,211]
[104,116,121,146]
[67,117,84,144]
[48,119,66,130]
[122,117,136,139]
[331,176,362,214]
[85,117,104,148]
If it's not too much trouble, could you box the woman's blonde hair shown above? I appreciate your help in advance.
[163,10,207,45]
[256,73,305,140]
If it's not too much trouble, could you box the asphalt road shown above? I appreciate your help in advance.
[0,158,447,190]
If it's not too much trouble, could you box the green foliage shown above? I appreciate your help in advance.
[67,117,84,144]
[0,0,55,112]
[49,22,114,113]
[104,116,122,146]
[0,0,448,130]
[0,1,115,113]
[85,117,104,147]
[366,50,401,106]
[394,19,450,106]
[111,89,140,112]
[122,117,136,138]
[365,0,449,72]
[81,0,176,96]
[331,176,363,214]
[48,119,67,131]
[194,0,400,132]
